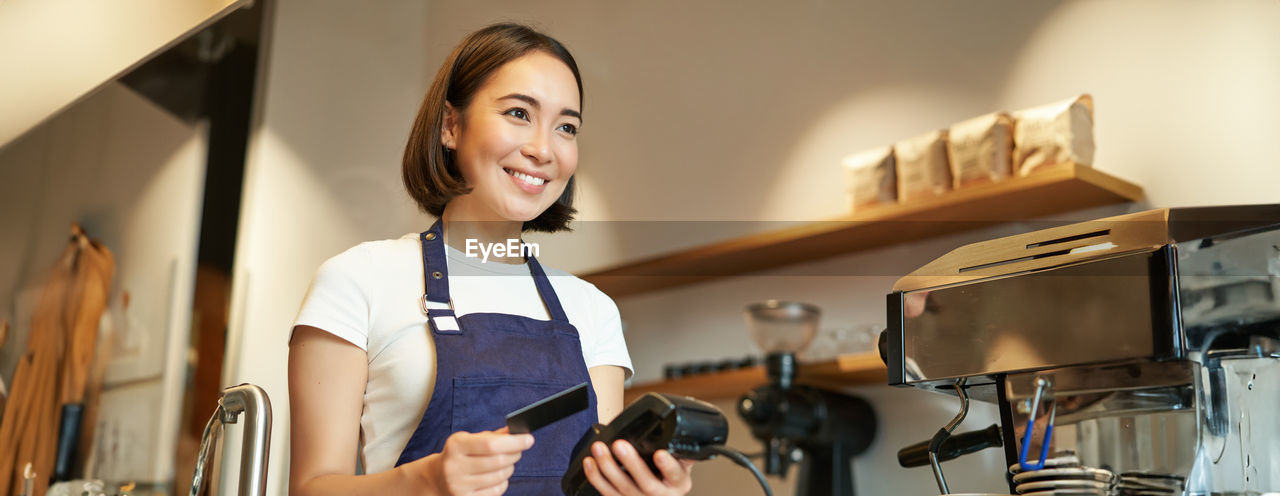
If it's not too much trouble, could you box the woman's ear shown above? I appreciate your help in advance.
[441,102,459,150]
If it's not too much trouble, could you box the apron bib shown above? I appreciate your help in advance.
[394,220,598,493]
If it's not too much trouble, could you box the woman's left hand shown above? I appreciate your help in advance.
[583,440,694,496]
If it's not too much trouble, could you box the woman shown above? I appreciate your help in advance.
[287,23,695,495]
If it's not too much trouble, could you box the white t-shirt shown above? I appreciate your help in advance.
[292,233,633,474]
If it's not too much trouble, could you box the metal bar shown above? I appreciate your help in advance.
[218,384,272,496]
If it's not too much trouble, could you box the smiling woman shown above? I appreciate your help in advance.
[438,52,582,225]
[401,26,584,234]
[286,23,694,496]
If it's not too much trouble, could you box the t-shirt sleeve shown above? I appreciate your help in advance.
[292,245,371,351]
[582,285,633,379]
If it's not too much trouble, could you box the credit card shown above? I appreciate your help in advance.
[506,382,590,434]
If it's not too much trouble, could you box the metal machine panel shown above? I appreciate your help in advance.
[890,247,1182,389]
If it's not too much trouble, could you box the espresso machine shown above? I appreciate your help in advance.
[882,204,1280,495]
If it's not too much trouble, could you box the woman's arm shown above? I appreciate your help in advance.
[588,365,626,423]
[289,325,531,496]
[289,325,430,495]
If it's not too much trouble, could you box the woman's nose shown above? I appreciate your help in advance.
[521,129,552,164]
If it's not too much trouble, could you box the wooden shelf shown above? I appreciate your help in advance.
[623,352,889,403]
[582,163,1143,298]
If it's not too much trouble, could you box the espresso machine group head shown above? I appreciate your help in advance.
[882,205,1280,495]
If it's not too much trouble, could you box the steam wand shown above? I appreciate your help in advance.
[928,378,969,495]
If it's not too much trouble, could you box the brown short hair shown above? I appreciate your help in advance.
[402,23,583,233]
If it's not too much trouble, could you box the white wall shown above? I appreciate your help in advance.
[226,1,1280,495]
[0,83,207,487]
[219,1,432,493]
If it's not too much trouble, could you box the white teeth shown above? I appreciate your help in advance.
[506,169,546,186]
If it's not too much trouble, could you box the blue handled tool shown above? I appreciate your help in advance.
[1018,377,1056,472]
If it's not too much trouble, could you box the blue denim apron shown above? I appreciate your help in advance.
[394,220,598,494]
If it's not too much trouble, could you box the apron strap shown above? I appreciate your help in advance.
[421,219,569,325]
[420,220,460,334]
[420,220,451,303]
[527,257,570,323]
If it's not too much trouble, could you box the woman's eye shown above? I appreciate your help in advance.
[503,108,529,121]
[557,123,578,136]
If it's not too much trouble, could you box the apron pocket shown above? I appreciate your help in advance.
[452,377,592,478]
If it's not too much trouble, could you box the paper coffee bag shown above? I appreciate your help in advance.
[948,112,1013,188]
[896,130,951,202]
[842,146,896,212]
[1013,94,1095,175]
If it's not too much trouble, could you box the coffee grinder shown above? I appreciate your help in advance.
[737,301,877,496]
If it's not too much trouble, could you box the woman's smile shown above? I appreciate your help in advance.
[503,167,550,193]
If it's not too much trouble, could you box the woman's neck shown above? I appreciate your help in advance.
[440,207,526,264]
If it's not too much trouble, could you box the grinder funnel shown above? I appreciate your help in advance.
[745,300,819,354]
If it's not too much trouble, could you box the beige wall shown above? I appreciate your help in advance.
[0,0,246,147]
[225,1,1280,495]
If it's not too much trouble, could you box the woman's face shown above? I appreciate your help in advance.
[443,51,581,224]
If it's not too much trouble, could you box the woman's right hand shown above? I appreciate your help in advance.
[420,427,534,495]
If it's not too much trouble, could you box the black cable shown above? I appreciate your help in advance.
[701,445,774,496]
